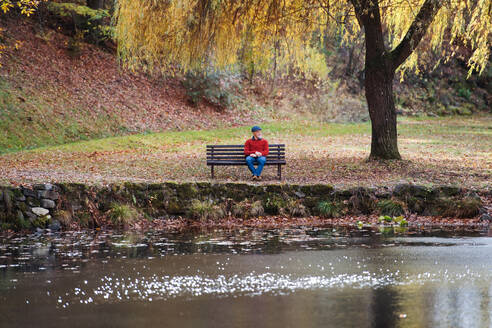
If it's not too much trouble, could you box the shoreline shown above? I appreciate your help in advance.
[1,181,491,232]
[1,215,490,237]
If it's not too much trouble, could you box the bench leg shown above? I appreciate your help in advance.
[211,165,215,179]
[277,164,282,180]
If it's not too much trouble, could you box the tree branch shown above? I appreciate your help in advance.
[390,0,443,70]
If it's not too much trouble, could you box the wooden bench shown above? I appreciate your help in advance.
[206,144,286,179]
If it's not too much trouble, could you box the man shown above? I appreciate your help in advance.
[244,125,269,180]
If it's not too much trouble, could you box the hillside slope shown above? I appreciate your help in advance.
[0,17,265,153]
[0,15,490,154]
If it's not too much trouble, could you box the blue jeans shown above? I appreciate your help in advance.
[246,156,266,176]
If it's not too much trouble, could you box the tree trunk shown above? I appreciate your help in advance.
[351,0,401,160]
[365,61,401,160]
[350,0,442,160]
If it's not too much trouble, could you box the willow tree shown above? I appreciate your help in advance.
[114,0,490,160]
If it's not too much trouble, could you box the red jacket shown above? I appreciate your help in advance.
[244,137,269,156]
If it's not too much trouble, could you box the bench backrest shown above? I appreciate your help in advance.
[207,144,285,161]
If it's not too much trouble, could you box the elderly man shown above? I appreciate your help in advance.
[244,126,269,180]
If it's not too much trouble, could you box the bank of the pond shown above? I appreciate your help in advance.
[0,182,490,231]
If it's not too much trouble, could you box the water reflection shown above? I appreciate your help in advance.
[0,228,491,328]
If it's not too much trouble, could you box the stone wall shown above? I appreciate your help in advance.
[0,182,489,231]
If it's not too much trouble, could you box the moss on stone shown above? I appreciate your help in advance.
[15,201,28,213]
[123,182,148,192]
[2,189,13,213]
[56,182,87,194]
[26,196,41,207]
[31,215,51,229]
[11,188,23,199]
[300,184,334,197]
[332,188,353,200]
[175,182,199,199]
[148,183,165,191]
[436,186,462,197]
[393,184,431,199]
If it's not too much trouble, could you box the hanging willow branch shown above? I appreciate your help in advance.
[114,0,491,76]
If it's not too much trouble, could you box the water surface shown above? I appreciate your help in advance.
[1,228,491,328]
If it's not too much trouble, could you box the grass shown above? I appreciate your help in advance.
[0,115,490,188]
[0,78,125,153]
[188,199,225,221]
[108,203,139,227]
[376,199,405,217]
[317,201,343,218]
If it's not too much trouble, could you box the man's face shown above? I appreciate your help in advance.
[253,130,262,139]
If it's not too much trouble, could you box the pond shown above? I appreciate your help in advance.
[1,227,491,328]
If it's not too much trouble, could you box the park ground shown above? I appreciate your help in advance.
[0,16,490,191]
[0,115,490,189]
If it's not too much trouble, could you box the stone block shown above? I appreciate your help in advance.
[41,199,56,209]
[32,207,50,216]
[33,183,54,191]
[37,190,59,200]
[22,188,38,198]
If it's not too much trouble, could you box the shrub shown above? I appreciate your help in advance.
[263,196,287,215]
[108,203,139,227]
[286,199,308,217]
[457,87,471,100]
[317,201,342,218]
[436,197,482,218]
[232,200,264,219]
[349,188,376,214]
[31,215,50,229]
[182,70,241,109]
[376,199,405,217]
[188,199,225,222]
[0,222,13,231]
[53,210,73,227]
[46,2,113,44]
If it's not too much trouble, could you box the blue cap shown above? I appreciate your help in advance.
[251,125,262,132]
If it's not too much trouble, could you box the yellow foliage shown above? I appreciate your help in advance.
[114,0,490,78]
[0,0,42,16]
[0,0,45,66]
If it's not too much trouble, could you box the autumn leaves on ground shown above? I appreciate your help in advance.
[0,17,490,191]
[0,116,490,189]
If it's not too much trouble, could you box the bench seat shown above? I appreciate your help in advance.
[206,144,286,179]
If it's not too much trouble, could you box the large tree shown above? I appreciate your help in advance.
[114,0,490,160]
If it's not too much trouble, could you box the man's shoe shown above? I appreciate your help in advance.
[251,175,258,181]
[256,176,262,181]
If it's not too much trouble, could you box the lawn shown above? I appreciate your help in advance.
[0,115,490,189]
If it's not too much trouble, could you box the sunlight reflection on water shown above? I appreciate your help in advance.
[1,228,492,328]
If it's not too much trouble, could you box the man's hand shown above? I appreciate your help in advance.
[250,153,257,157]
[255,151,262,157]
